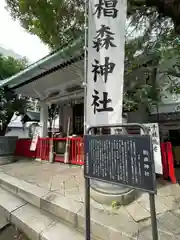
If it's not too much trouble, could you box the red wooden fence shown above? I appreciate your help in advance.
[15,138,177,182]
[15,137,84,165]
[15,138,36,158]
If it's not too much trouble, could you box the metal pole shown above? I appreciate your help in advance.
[87,123,148,135]
[85,177,91,240]
[149,193,158,240]
[84,1,91,239]
[83,0,88,135]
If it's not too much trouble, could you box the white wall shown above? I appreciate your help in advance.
[5,127,29,138]
[8,113,60,129]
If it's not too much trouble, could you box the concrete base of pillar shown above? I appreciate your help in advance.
[90,180,137,206]
[91,187,136,205]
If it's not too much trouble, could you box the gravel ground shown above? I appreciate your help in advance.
[0,225,28,240]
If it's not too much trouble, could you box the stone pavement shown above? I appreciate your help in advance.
[1,159,180,239]
[0,212,28,240]
[0,225,28,240]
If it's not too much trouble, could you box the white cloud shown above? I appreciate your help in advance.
[0,0,50,63]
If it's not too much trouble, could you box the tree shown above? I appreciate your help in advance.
[48,104,59,137]
[5,0,180,112]
[5,0,84,50]
[0,55,28,135]
[132,0,180,34]
[5,0,180,49]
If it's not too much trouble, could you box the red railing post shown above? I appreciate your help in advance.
[161,143,169,180]
[166,142,176,183]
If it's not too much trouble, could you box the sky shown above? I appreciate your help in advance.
[0,0,50,63]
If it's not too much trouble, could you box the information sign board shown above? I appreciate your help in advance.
[84,134,156,193]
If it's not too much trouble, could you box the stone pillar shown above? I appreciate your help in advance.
[58,105,64,130]
[90,117,136,206]
[39,101,48,137]
[36,101,49,162]
[63,103,73,135]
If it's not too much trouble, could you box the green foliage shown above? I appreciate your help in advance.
[4,0,180,111]
[111,200,121,210]
[5,0,180,49]
[0,55,27,78]
[0,55,28,135]
[5,0,84,50]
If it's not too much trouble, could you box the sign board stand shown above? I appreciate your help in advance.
[149,193,158,240]
[84,123,158,240]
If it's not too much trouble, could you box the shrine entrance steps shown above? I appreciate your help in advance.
[0,160,180,239]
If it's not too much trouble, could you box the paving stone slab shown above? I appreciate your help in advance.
[138,229,173,240]
[0,172,21,194]
[157,211,180,235]
[0,173,49,208]
[125,201,150,222]
[0,225,28,240]
[157,184,175,197]
[137,218,176,240]
[40,221,84,240]
[171,209,180,219]
[0,215,8,230]
[108,229,136,240]
[11,204,55,240]
[64,176,80,189]
[0,187,26,220]
[1,162,180,240]
[16,181,49,208]
[41,192,82,226]
[138,197,167,215]
[0,186,85,240]
[156,196,178,211]
[77,206,139,240]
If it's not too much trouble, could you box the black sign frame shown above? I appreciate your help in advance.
[84,123,158,240]
[84,134,156,194]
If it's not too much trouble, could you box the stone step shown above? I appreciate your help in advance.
[0,187,84,240]
[0,171,138,240]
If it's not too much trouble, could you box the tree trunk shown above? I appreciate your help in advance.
[153,68,158,96]
[49,120,52,138]
[48,119,54,163]
[0,126,7,136]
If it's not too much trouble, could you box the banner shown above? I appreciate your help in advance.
[141,123,162,174]
[30,125,41,151]
[86,0,127,126]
